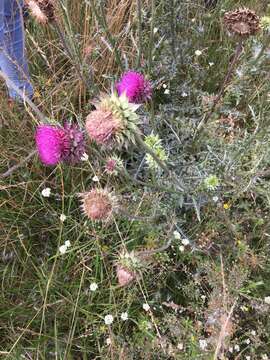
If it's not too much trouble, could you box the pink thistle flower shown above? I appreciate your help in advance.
[105,158,117,173]
[116,71,152,104]
[116,264,136,287]
[85,109,121,145]
[35,125,65,166]
[35,122,85,166]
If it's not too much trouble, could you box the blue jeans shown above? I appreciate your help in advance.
[0,0,33,100]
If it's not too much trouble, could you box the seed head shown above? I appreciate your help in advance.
[223,8,260,38]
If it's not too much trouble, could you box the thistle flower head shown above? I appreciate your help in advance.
[116,264,136,287]
[115,251,143,286]
[35,125,65,165]
[85,93,140,148]
[116,71,152,104]
[223,8,260,38]
[35,122,85,166]
[61,122,86,164]
[105,155,123,175]
[27,0,56,23]
[80,188,117,221]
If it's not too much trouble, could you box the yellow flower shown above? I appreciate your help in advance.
[223,203,231,210]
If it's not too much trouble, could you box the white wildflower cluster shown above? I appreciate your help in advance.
[59,240,71,255]
[173,230,190,252]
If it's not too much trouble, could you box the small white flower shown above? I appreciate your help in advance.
[195,50,202,56]
[106,337,111,345]
[162,84,167,89]
[41,188,51,197]
[245,339,251,345]
[177,343,184,350]
[181,238,190,246]
[120,312,128,321]
[92,175,99,182]
[89,282,98,292]
[179,245,185,252]
[104,314,114,325]
[153,27,158,34]
[264,296,270,304]
[199,339,207,350]
[143,303,150,312]
[262,355,269,360]
[191,18,196,23]
[65,240,71,247]
[164,89,170,95]
[209,62,214,66]
[181,91,188,97]
[212,196,219,202]
[60,214,67,222]
[246,356,251,360]
[81,152,89,161]
[173,230,181,240]
[251,330,256,336]
[59,244,67,255]
[234,344,240,352]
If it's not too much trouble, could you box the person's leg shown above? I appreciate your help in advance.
[0,0,33,100]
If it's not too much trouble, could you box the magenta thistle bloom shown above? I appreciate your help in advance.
[35,125,65,166]
[35,122,85,166]
[116,71,152,104]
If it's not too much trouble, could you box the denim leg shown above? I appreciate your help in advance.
[0,0,33,100]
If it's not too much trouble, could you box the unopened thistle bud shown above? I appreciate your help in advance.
[144,133,168,170]
[85,93,140,149]
[80,188,117,221]
[204,175,220,190]
[105,155,123,175]
[116,251,142,286]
